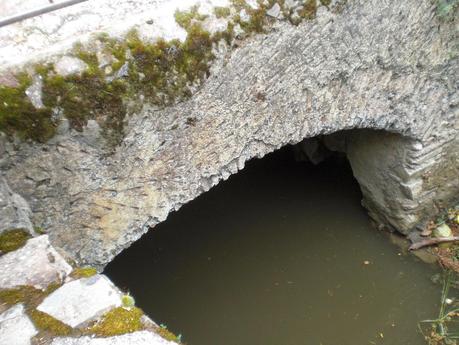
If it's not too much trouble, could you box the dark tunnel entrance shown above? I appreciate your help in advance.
[105,141,440,345]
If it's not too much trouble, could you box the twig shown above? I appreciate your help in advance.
[409,236,459,251]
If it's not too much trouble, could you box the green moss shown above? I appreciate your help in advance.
[0,74,56,143]
[0,229,31,253]
[69,267,97,279]
[121,294,135,308]
[33,226,46,235]
[0,282,74,338]
[214,6,231,18]
[174,5,208,30]
[29,309,72,335]
[156,324,182,342]
[1,0,321,147]
[0,286,41,306]
[320,0,332,6]
[89,307,144,336]
[298,0,318,20]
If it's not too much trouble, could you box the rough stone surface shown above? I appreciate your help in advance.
[0,0,457,268]
[0,0,230,69]
[37,275,122,327]
[0,177,34,235]
[0,304,38,345]
[0,235,72,289]
[50,331,178,345]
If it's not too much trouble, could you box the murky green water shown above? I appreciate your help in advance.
[106,147,441,345]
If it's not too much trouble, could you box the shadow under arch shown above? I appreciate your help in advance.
[105,128,440,345]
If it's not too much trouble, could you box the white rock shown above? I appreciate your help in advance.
[433,223,452,238]
[50,331,178,345]
[37,275,122,328]
[25,75,44,109]
[266,3,282,19]
[201,17,229,35]
[284,0,298,10]
[0,235,72,290]
[246,0,259,9]
[0,304,38,345]
[54,56,88,77]
[239,9,251,22]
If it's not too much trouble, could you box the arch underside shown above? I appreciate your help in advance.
[0,0,457,267]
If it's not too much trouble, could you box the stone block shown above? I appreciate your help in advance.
[37,275,122,328]
[0,235,72,290]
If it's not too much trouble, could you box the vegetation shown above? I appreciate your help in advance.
[121,294,136,308]
[156,324,182,343]
[0,282,72,339]
[0,229,31,253]
[29,309,73,336]
[69,266,97,279]
[88,306,144,336]
[420,270,459,344]
[0,0,325,148]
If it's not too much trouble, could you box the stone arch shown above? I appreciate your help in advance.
[0,0,457,268]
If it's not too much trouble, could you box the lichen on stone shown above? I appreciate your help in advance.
[0,229,31,253]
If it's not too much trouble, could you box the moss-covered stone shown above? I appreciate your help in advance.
[0,1,323,147]
[0,285,41,306]
[0,229,31,253]
[29,309,72,335]
[69,267,97,279]
[0,75,56,143]
[88,306,144,336]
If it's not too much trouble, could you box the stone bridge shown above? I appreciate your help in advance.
[0,0,457,268]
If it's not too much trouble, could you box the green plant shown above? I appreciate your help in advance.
[121,294,135,308]
[420,270,459,344]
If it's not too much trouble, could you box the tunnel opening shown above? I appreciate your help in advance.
[105,133,440,345]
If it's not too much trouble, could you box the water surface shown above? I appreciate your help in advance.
[106,147,440,345]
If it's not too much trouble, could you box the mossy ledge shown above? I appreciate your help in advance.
[0,0,328,148]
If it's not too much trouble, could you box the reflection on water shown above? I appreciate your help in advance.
[106,147,440,345]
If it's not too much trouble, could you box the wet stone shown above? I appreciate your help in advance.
[37,275,122,328]
[0,235,72,290]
